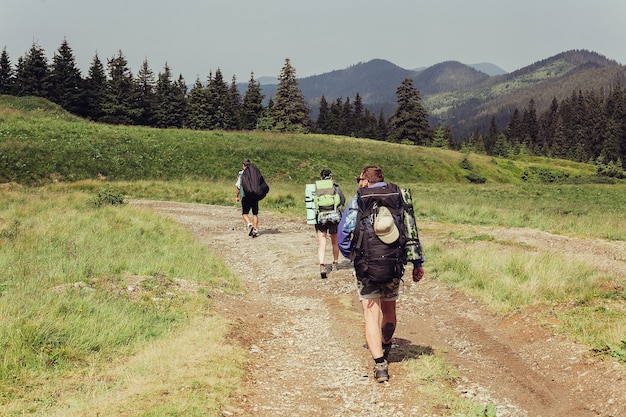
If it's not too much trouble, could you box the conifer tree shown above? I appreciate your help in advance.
[376,109,388,141]
[328,97,346,135]
[172,74,188,127]
[101,50,140,125]
[242,72,264,130]
[315,95,330,133]
[153,64,186,128]
[206,68,233,130]
[342,97,353,135]
[229,75,243,130]
[537,98,559,153]
[135,58,156,126]
[387,77,431,145]
[604,85,626,168]
[49,39,84,116]
[520,98,538,151]
[15,42,50,98]
[360,109,379,140]
[186,78,211,130]
[84,53,107,121]
[505,108,522,143]
[352,93,365,137]
[431,125,450,148]
[0,48,15,95]
[272,58,309,132]
[483,116,499,154]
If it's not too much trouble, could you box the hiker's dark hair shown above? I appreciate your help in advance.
[242,159,251,167]
[320,169,332,180]
[361,165,384,183]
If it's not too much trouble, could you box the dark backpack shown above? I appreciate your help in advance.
[350,183,408,284]
[241,164,270,200]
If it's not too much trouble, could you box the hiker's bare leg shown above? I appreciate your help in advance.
[242,213,251,226]
[380,300,397,344]
[317,230,327,264]
[362,298,384,359]
[252,214,258,229]
[330,233,339,263]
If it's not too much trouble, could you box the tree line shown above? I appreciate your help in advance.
[0,41,432,143]
[1,40,624,173]
[462,87,626,173]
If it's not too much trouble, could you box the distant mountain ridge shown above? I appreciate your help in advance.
[246,50,625,138]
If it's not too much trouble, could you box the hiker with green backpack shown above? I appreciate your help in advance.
[308,169,345,279]
[337,165,424,383]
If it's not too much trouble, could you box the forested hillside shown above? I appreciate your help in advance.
[1,40,624,173]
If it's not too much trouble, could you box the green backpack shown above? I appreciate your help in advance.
[314,179,341,224]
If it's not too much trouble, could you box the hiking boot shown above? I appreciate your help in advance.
[251,229,259,238]
[382,342,392,361]
[373,360,389,382]
[319,264,327,279]
[331,261,339,272]
[247,223,254,236]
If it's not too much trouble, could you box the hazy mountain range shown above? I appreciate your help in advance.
[247,50,626,139]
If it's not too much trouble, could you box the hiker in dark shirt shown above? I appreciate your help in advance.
[235,159,259,238]
[337,165,424,382]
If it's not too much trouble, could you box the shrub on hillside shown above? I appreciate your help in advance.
[89,185,127,207]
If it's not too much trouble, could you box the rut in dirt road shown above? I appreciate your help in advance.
[133,200,626,417]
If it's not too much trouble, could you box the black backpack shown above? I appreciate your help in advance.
[350,183,408,284]
[241,164,270,200]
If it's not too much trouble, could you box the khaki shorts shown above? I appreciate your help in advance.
[355,272,400,301]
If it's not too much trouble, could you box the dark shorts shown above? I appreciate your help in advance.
[355,274,400,301]
[241,197,259,215]
[315,222,338,234]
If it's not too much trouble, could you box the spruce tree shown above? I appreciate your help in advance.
[186,78,211,130]
[101,51,140,125]
[206,68,233,130]
[172,74,188,127]
[272,58,309,132]
[229,75,243,130]
[387,77,431,145]
[352,93,365,137]
[49,39,84,115]
[84,53,107,121]
[15,42,50,98]
[242,72,264,130]
[328,97,346,135]
[315,96,330,133]
[0,48,15,95]
[153,64,186,128]
[484,116,499,154]
[342,97,353,136]
[376,109,388,141]
[136,58,156,126]
[520,98,538,152]
[431,125,450,148]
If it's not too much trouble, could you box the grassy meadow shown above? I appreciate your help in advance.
[1,95,625,415]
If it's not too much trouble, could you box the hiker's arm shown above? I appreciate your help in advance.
[235,174,241,201]
[337,196,358,259]
[336,185,346,207]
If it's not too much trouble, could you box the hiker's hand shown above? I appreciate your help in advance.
[236,196,240,202]
[412,266,424,282]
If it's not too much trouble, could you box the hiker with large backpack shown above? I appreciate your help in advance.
[337,165,424,383]
[310,169,345,279]
[235,159,269,238]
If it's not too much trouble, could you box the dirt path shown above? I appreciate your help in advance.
[131,200,626,417]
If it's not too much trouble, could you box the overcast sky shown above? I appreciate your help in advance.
[2,0,625,83]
